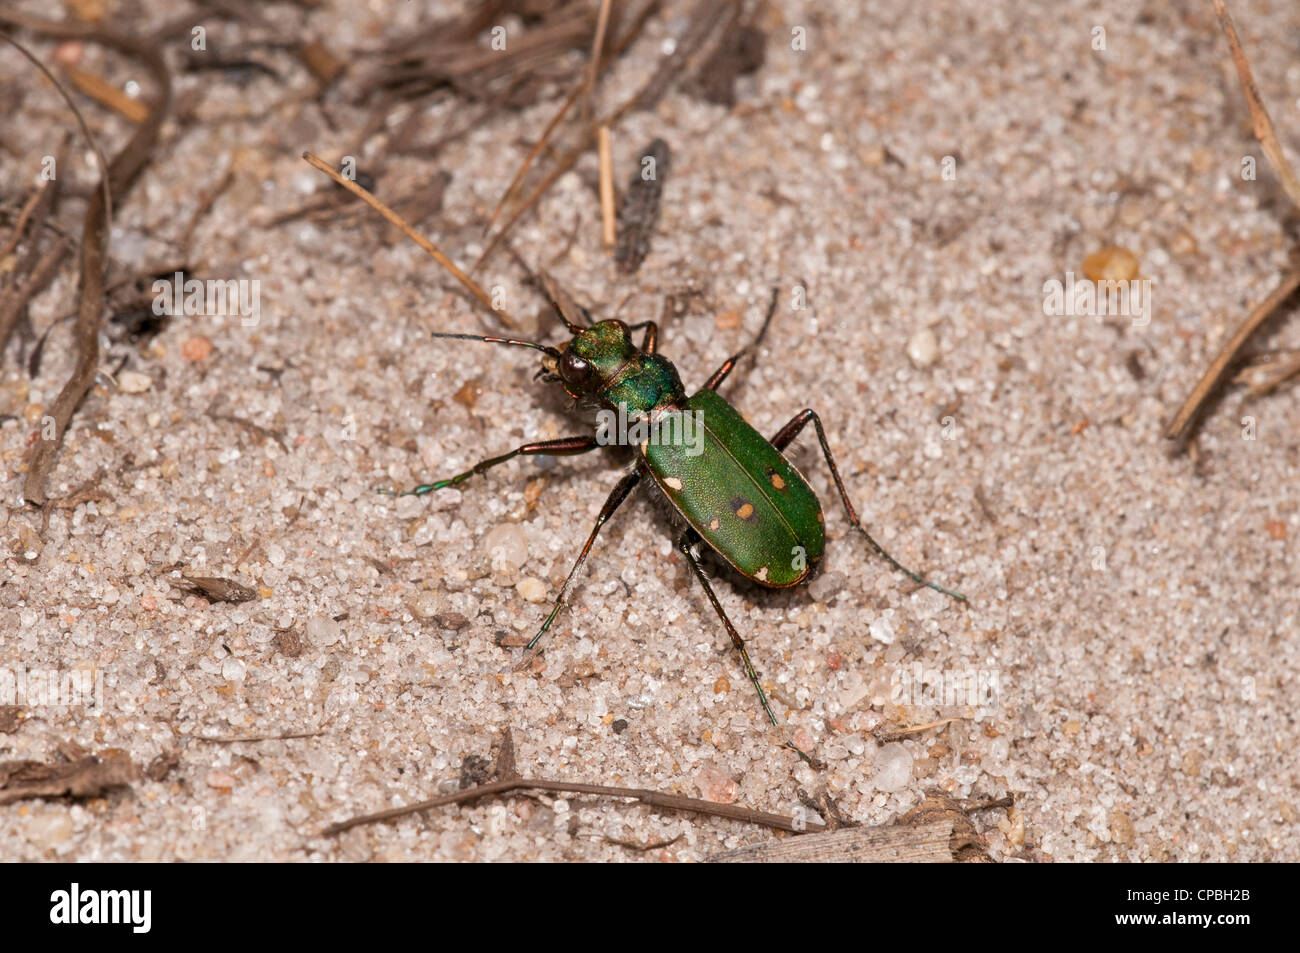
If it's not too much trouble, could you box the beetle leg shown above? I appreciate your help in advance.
[770,410,967,601]
[700,287,779,391]
[386,435,600,497]
[527,470,642,650]
[627,320,658,354]
[673,528,780,728]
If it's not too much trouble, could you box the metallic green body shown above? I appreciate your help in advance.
[639,389,825,587]
[565,321,827,589]
[569,321,685,410]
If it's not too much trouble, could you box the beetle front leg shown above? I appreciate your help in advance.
[770,409,966,601]
[385,435,601,497]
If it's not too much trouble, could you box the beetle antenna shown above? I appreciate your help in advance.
[431,332,561,359]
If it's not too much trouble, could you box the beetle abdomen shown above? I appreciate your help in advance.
[640,389,825,587]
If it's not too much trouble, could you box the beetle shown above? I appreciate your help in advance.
[398,293,965,730]
[303,152,965,742]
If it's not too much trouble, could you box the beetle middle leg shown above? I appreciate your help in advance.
[387,435,601,496]
[770,410,966,601]
[527,470,642,650]
[673,528,779,727]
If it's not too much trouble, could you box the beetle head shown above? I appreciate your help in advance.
[540,319,636,399]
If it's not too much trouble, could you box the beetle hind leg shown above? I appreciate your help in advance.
[770,409,967,602]
[674,528,779,727]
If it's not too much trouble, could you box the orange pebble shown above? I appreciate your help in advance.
[182,335,214,361]
[1082,246,1139,282]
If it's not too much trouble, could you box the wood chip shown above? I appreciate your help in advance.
[0,749,137,805]
[171,576,258,603]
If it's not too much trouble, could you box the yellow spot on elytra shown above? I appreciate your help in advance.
[755,566,769,582]
[665,477,683,490]
[770,472,786,490]
[736,502,755,520]
[709,518,721,531]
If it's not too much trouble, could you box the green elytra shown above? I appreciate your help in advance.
[393,289,966,731]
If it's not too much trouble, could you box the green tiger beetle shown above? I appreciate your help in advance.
[304,153,966,749]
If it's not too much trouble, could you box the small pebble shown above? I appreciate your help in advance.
[27,809,74,847]
[1110,810,1135,846]
[306,615,342,647]
[516,577,547,603]
[53,41,84,65]
[182,335,214,362]
[809,570,845,604]
[1170,229,1198,257]
[869,615,896,645]
[523,478,546,505]
[484,523,529,580]
[407,590,442,620]
[117,371,152,393]
[872,742,913,792]
[277,630,304,657]
[1082,245,1139,282]
[907,327,939,367]
[1002,807,1027,848]
[206,770,236,791]
[696,763,739,804]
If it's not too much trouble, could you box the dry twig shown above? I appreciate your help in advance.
[0,16,173,505]
[1164,0,1300,443]
[303,151,520,329]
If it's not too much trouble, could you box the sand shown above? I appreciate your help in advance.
[1,0,1297,861]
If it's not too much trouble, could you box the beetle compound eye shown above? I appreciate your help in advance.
[559,353,593,385]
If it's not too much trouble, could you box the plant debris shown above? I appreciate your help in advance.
[0,749,137,806]
[615,138,670,274]
[170,575,258,604]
